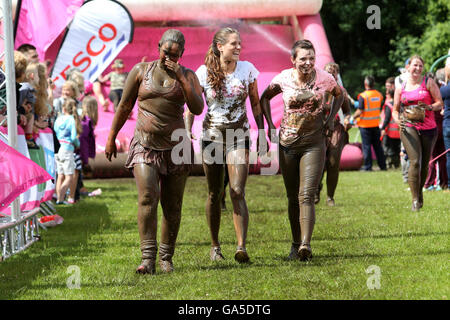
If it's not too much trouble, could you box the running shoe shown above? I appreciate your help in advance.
[210,246,225,261]
[287,243,300,260]
[298,243,313,261]
[234,247,250,263]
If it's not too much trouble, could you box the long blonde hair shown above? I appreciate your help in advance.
[81,96,98,127]
[63,97,82,135]
[68,68,85,96]
[27,62,49,116]
[62,80,80,100]
[205,27,239,97]
[14,51,28,80]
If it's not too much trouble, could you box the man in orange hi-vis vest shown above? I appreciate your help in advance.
[353,76,387,171]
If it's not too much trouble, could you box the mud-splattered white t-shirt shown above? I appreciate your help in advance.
[196,61,259,141]
[270,67,337,147]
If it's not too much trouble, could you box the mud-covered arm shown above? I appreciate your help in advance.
[105,63,144,161]
[249,80,264,130]
[164,60,204,116]
[184,82,204,139]
[184,109,197,140]
[184,110,195,133]
[179,70,204,115]
[325,85,344,128]
[425,77,443,111]
[341,88,352,117]
[260,83,282,142]
[249,80,268,155]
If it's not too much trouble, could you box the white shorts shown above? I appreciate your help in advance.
[56,149,75,175]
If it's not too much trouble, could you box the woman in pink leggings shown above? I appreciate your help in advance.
[392,55,443,211]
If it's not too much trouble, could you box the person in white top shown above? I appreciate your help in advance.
[186,27,266,263]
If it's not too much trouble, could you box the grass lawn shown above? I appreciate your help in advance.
[0,166,448,300]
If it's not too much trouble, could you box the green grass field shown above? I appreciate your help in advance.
[0,164,448,300]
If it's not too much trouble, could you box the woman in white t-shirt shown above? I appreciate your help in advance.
[186,27,266,263]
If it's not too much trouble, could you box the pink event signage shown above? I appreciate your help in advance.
[14,0,83,61]
[0,139,52,213]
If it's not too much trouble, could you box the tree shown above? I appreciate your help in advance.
[320,0,449,98]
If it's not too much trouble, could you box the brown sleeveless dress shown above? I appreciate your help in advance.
[125,61,193,175]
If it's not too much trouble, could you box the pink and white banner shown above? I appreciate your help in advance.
[35,127,56,202]
[50,0,134,86]
[0,131,52,213]
[14,0,83,61]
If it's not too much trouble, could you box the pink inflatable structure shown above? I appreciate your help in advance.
[41,0,363,177]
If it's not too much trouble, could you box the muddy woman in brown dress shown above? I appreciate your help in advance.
[260,40,343,260]
[185,27,266,263]
[105,29,204,274]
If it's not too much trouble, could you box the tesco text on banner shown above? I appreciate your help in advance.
[50,0,134,87]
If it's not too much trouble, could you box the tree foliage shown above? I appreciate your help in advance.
[320,0,450,97]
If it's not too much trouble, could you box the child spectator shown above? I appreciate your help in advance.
[54,98,80,204]
[18,81,37,149]
[52,80,80,121]
[69,146,83,203]
[16,49,40,149]
[98,59,127,112]
[67,102,83,204]
[26,63,53,132]
[1,52,28,127]
[67,68,86,106]
[79,96,98,167]
[78,96,98,195]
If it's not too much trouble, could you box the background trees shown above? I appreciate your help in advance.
[321,0,450,97]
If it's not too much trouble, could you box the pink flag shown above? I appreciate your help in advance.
[14,0,83,60]
[0,139,52,213]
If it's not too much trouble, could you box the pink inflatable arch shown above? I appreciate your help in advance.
[40,0,364,176]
